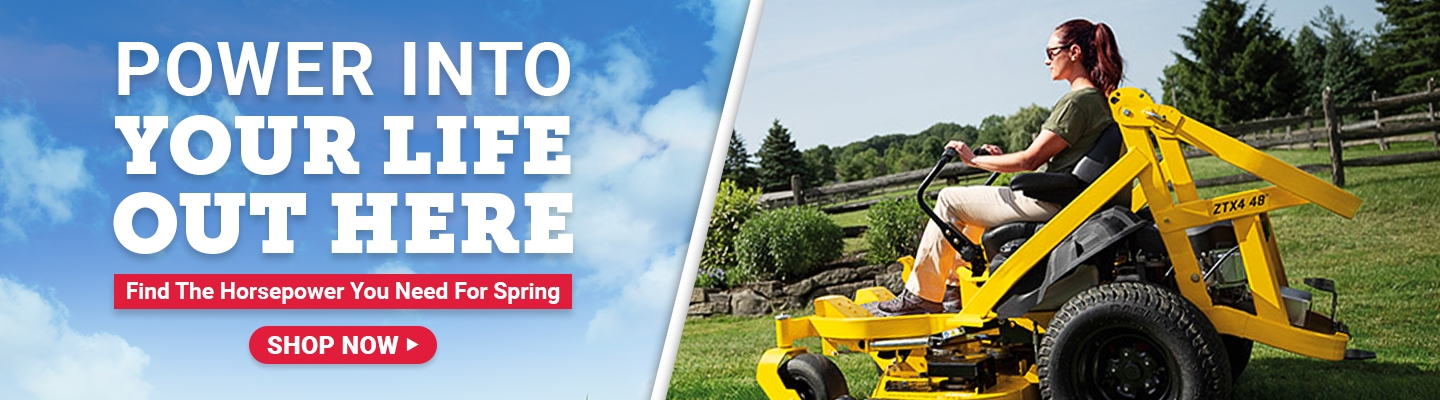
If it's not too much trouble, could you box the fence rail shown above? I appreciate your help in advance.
[760,80,1440,211]
[758,163,988,207]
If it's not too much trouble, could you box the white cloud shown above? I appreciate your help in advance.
[370,260,416,274]
[0,276,151,400]
[523,0,746,343]
[585,246,686,342]
[0,106,95,241]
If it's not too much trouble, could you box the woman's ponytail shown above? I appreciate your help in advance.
[1090,22,1123,95]
[1056,19,1124,95]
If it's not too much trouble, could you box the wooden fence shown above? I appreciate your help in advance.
[761,79,1440,214]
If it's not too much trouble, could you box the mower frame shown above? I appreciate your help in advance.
[756,88,1365,399]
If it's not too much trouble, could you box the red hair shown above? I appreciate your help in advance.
[1056,19,1124,95]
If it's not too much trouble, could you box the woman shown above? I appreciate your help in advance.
[865,19,1123,317]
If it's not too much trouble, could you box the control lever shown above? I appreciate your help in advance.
[918,147,994,264]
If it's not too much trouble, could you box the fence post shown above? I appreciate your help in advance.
[1284,112,1293,148]
[1429,77,1437,147]
[1324,87,1345,187]
[790,174,805,206]
[1307,105,1319,149]
[1373,90,1388,151]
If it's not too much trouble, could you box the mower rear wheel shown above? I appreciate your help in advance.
[1037,282,1231,400]
[780,353,849,400]
[1221,335,1252,380]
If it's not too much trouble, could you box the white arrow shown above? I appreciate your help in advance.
[406,338,418,352]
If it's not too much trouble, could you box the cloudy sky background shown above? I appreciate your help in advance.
[0,0,745,398]
[735,0,1385,151]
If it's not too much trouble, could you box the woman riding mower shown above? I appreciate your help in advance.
[865,19,1125,317]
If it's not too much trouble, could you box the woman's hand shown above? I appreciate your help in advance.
[946,141,1004,166]
[945,140,974,163]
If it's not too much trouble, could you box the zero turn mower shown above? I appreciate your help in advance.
[756,87,1373,400]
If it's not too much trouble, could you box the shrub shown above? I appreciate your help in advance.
[734,206,844,282]
[698,180,762,289]
[864,198,928,265]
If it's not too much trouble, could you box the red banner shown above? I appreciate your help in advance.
[249,326,437,364]
[113,274,570,309]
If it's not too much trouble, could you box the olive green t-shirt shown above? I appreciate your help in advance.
[1039,87,1113,174]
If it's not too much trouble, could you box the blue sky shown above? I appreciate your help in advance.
[0,0,747,399]
[735,0,1386,151]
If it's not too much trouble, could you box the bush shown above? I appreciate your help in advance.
[865,198,929,265]
[734,206,844,282]
[698,180,763,289]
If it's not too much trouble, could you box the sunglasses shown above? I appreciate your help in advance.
[1045,45,1069,61]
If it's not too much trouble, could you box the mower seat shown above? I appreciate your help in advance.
[975,123,1128,279]
[1009,123,1124,206]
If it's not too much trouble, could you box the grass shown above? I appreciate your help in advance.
[669,315,884,399]
[672,142,1440,399]
[832,211,870,255]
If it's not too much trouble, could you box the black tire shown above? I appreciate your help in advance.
[780,353,849,400]
[1038,282,1231,400]
[1221,335,1252,381]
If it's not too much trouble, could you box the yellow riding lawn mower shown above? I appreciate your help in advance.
[755,88,1374,400]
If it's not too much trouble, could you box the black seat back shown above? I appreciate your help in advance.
[982,124,1127,266]
[1072,123,1123,184]
[1008,123,1124,205]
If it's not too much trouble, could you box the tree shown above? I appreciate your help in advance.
[1000,105,1050,153]
[1293,26,1327,110]
[976,114,1007,147]
[802,144,836,186]
[836,148,884,181]
[1315,6,1374,106]
[884,148,923,176]
[974,105,1048,154]
[1371,0,1440,94]
[1160,0,1299,124]
[756,120,810,192]
[1294,7,1374,110]
[722,131,759,189]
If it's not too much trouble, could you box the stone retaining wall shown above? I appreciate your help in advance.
[687,261,906,317]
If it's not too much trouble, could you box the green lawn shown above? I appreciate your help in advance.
[672,142,1440,399]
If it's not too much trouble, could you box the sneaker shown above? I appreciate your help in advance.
[942,285,962,313]
[862,290,943,317]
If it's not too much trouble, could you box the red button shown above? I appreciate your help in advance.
[248,326,436,364]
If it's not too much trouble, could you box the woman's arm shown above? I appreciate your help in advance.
[948,130,1070,173]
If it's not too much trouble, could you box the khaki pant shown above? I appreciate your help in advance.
[903,186,1061,302]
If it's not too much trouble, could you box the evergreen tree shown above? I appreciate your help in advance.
[722,131,758,189]
[1160,0,1299,124]
[756,120,810,192]
[1315,6,1374,105]
[1293,26,1328,110]
[1372,0,1440,94]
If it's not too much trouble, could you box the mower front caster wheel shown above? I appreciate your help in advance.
[779,353,849,400]
[1037,282,1232,400]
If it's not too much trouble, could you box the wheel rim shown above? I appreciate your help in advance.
[1071,327,1179,400]
[794,380,820,400]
